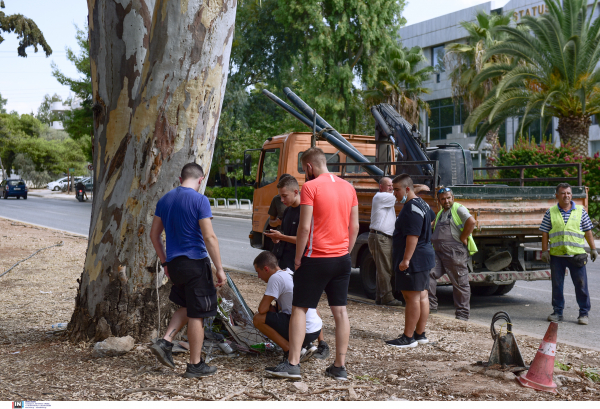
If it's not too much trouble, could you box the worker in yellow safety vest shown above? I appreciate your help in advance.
[428,187,477,321]
[540,183,597,325]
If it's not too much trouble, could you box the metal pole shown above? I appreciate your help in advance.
[577,162,582,186]
[234,175,238,201]
[520,168,525,187]
[312,109,317,148]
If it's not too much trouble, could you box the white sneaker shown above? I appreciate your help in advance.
[300,345,317,363]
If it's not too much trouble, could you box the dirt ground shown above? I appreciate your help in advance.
[1,218,599,401]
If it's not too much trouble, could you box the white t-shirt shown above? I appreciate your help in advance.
[369,192,396,236]
[264,269,323,334]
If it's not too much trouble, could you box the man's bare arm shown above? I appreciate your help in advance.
[348,205,359,253]
[199,218,226,287]
[150,216,167,264]
[258,295,276,314]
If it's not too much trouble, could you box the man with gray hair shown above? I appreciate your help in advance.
[369,177,430,306]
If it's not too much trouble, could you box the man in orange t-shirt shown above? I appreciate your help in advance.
[265,147,359,381]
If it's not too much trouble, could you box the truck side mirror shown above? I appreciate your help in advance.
[243,153,252,176]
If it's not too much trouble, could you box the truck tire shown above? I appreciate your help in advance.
[470,284,499,296]
[359,250,377,300]
[493,282,516,296]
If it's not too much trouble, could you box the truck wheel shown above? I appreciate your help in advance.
[470,284,499,296]
[493,282,516,296]
[359,251,377,300]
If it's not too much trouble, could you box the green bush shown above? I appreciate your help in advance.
[204,186,254,201]
[491,138,600,223]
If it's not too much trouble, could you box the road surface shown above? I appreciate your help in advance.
[1,195,598,349]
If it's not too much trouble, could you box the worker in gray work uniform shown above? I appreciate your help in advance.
[428,187,477,321]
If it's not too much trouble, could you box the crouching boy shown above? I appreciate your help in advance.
[252,251,322,373]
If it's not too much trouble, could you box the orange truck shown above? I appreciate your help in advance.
[244,131,588,299]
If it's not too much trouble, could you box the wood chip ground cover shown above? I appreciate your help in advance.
[1,218,599,401]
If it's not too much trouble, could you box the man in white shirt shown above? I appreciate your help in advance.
[252,251,323,369]
[369,177,430,306]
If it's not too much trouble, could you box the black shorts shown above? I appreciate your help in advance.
[265,311,321,347]
[292,254,351,308]
[396,269,430,292]
[167,256,217,318]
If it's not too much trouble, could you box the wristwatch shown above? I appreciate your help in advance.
[161,261,168,267]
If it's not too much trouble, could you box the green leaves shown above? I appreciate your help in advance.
[466,0,600,154]
[0,1,52,57]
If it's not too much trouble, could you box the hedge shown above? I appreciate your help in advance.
[204,186,254,201]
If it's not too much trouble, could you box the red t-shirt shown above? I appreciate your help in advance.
[300,173,358,258]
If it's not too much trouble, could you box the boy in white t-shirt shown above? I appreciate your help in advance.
[252,251,322,367]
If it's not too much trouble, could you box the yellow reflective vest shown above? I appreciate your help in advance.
[433,202,478,256]
[548,205,586,256]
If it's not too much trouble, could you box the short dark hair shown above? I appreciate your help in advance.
[556,183,571,193]
[253,251,278,270]
[277,175,299,190]
[392,173,413,189]
[181,163,204,181]
[279,173,292,181]
[300,147,327,166]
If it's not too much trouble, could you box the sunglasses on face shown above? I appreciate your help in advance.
[437,187,452,195]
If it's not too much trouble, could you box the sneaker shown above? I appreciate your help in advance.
[414,331,429,344]
[183,361,217,378]
[149,338,175,369]
[264,359,301,379]
[455,316,468,322]
[385,334,418,348]
[313,340,330,360]
[265,351,289,372]
[548,313,564,322]
[300,345,318,363]
[384,299,403,307]
[325,364,348,381]
[578,316,589,325]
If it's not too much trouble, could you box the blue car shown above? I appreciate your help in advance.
[1,179,28,199]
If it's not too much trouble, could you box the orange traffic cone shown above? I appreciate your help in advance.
[517,322,558,393]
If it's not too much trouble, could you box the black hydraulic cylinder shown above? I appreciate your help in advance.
[371,106,393,139]
[262,90,383,177]
[283,87,361,156]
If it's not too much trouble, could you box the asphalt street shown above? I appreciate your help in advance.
[1,195,598,350]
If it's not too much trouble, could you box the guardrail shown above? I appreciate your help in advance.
[473,163,582,187]
[239,199,252,210]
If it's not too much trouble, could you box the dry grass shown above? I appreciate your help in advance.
[1,218,599,401]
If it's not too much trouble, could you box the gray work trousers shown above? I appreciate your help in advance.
[429,219,471,320]
[368,232,395,304]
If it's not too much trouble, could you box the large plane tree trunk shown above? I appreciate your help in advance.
[69,0,237,342]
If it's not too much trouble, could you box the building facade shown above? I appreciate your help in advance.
[399,0,600,160]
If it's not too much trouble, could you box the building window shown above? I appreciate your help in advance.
[591,140,600,157]
[428,98,465,140]
[431,45,445,73]
[513,117,552,144]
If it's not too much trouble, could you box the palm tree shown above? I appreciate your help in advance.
[465,0,600,157]
[445,10,512,156]
[364,45,434,125]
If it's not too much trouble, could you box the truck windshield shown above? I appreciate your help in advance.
[260,148,280,187]
[345,156,376,173]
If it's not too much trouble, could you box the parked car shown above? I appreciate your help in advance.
[80,177,93,192]
[47,177,69,191]
[1,179,28,199]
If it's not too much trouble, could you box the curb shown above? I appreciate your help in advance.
[211,211,252,220]
[27,192,81,202]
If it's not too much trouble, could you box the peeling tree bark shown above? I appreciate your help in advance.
[69,0,237,342]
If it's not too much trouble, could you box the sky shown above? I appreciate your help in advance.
[0,0,494,115]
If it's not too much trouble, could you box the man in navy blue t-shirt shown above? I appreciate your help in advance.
[149,163,226,378]
[386,174,435,349]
